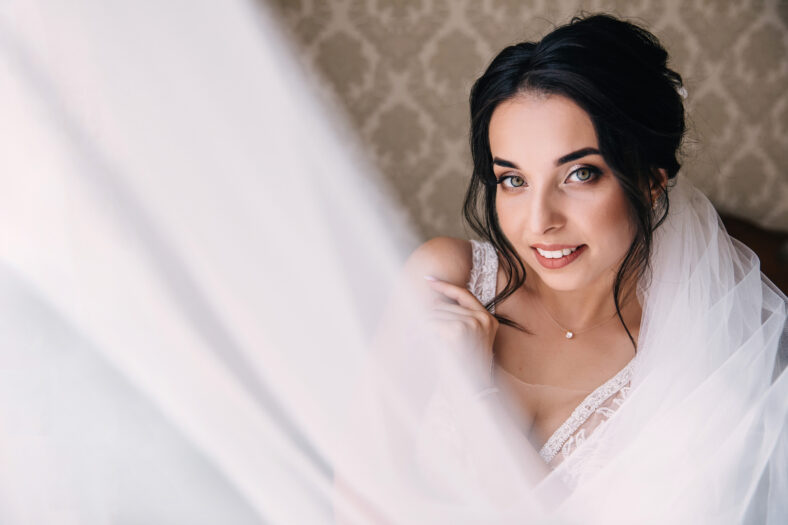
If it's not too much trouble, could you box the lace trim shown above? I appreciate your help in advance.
[558,384,631,464]
[467,240,498,313]
[466,239,635,466]
[538,361,634,463]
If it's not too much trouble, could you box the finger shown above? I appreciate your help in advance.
[429,293,459,307]
[430,303,472,315]
[423,276,487,311]
[430,303,490,324]
[425,309,477,322]
[419,315,465,336]
[426,310,494,336]
[421,315,475,342]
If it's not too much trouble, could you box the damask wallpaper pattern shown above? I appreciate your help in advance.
[267,0,788,239]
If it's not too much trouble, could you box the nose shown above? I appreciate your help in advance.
[528,186,564,235]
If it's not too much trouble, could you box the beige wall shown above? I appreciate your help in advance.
[268,0,788,239]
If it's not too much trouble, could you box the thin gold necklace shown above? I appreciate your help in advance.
[532,294,622,340]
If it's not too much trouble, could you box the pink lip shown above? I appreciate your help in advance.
[531,243,580,251]
[532,244,587,269]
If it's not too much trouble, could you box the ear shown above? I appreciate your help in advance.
[650,168,668,208]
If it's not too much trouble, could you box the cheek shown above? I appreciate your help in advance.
[494,195,519,235]
[590,191,636,254]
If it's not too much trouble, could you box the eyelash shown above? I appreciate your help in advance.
[496,165,602,189]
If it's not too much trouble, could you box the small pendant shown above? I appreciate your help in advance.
[565,331,574,339]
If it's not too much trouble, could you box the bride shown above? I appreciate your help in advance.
[412,13,683,467]
[0,2,785,523]
[365,13,788,523]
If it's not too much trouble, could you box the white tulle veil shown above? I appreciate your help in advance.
[0,1,785,524]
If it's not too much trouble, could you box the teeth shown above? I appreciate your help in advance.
[536,246,579,259]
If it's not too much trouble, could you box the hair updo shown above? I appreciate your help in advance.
[463,13,686,342]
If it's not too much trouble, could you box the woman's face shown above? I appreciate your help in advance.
[489,94,636,293]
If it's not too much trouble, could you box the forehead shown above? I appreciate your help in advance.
[489,94,598,167]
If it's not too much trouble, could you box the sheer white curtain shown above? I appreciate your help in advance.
[0,1,785,524]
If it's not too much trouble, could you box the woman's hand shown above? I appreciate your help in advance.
[422,276,499,388]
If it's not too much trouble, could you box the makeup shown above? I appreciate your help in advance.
[532,244,587,269]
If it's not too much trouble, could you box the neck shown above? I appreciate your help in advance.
[525,271,639,331]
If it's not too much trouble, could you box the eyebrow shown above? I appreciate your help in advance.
[492,147,601,169]
[555,147,601,166]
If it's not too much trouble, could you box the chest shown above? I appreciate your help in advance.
[490,282,637,445]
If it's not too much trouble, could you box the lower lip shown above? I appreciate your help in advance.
[532,245,587,269]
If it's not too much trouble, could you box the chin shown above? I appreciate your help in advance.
[525,257,611,293]
[521,257,579,290]
[521,247,621,293]
[530,271,590,292]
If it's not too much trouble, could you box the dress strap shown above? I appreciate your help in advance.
[466,240,498,313]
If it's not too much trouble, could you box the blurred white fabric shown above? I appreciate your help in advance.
[0,1,785,524]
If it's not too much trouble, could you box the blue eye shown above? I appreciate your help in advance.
[498,175,526,188]
[566,166,600,183]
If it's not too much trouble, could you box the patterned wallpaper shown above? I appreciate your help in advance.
[267,0,788,240]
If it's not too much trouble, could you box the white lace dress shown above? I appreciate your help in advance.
[468,240,634,468]
[418,240,635,486]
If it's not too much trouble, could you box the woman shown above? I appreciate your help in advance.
[411,12,678,467]
[388,14,788,522]
[0,2,784,522]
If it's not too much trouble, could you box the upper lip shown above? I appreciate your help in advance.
[531,244,583,250]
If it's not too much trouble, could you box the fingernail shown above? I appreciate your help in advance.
[423,275,438,281]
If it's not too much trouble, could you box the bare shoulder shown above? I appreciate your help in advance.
[374,238,474,345]
[402,236,474,288]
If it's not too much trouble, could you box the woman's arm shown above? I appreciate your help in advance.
[331,237,502,524]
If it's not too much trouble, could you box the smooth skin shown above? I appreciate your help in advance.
[332,94,660,519]
[407,94,657,446]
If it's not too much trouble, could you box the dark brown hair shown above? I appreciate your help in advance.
[463,14,686,346]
